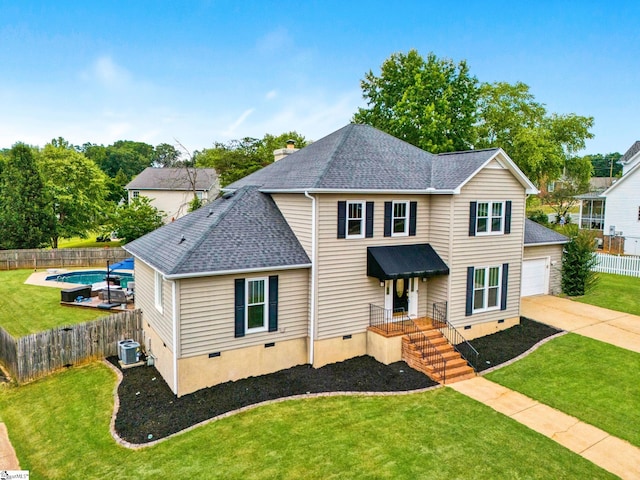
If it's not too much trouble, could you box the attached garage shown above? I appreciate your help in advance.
[522,219,569,297]
[521,257,549,296]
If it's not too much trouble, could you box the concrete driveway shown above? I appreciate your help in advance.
[521,295,640,353]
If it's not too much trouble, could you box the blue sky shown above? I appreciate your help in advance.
[1,1,637,155]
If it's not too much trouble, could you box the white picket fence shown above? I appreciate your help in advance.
[593,252,640,278]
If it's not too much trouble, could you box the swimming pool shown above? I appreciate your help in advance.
[46,270,134,288]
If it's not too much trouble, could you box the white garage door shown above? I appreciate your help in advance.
[521,258,549,297]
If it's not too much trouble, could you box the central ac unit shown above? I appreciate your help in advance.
[117,339,135,360]
[121,342,141,365]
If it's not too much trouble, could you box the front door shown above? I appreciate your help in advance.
[393,278,409,314]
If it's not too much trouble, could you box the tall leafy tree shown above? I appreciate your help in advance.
[196,131,307,187]
[39,138,109,248]
[153,143,183,167]
[0,144,54,249]
[476,82,594,185]
[584,152,622,178]
[353,50,479,153]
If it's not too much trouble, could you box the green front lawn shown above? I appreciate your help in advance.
[487,333,640,447]
[573,272,640,315]
[0,270,106,337]
[0,362,614,479]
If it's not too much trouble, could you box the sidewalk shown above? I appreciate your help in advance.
[450,377,640,479]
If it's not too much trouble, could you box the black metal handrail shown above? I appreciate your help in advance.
[432,301,479,371]
[369,304,447,383]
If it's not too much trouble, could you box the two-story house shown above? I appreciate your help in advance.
[125,124,538,396]
[125,167,219,222]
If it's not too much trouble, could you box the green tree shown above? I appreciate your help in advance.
[353,50,479,153]
[153,143,183,167]
[561,228,599,296]
[476,82,594,185]
[0,144,54,249]
[111,196,164,243]
[39,139,110,248]
[584,152,623,178]
[86,140,154,179]
[196,131,307,187]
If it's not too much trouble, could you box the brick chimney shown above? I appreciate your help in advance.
[273,139,298,162]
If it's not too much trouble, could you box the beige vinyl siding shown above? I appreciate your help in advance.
[316,194,431,340]
[426,194,454,310]
[134,189,205,222]
[135,260,175,351]
[524,244,564,295]
[448,163,527,327]
[178,268,309,357]
[271,194,313,256]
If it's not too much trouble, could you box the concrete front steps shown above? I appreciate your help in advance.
[402,327,475,384]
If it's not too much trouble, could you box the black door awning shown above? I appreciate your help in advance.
[367,244,449,281]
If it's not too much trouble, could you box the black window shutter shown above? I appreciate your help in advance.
[465,267,474,316]
[234,278,245,337]
[365,202,374,238]
[268,275,278,332]
[501,263,509,311]
[504,201,512,234]
[384,202,392,237]
[469,201,477,236]
[409,201,417,236]
[337,201,346,239]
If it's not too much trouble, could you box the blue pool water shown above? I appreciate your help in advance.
[46,270,134,288]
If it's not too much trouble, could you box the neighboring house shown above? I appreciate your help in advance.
[125,167,219,222]
[522,219,568,297]
[577,141,640,255]
[125,124,539,396]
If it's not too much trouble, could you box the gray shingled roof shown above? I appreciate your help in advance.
[126,167,218,191]
[124,186,311,277]
[621,141,640,165]
[524,219,569,245]
[226,124,498,192]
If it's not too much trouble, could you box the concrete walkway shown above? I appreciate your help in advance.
[0,423,20,470]
[451,295,640,479]
[522,295,640,353]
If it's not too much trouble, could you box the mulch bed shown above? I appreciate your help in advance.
[109,317,561,444]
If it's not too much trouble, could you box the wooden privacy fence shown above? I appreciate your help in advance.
[593,252,640,278]
[0,309,143,384]
[0,247,129,271]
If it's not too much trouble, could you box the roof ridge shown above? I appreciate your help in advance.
[437,147,500,156]
[312,124,355,188]
[168,187,251,275]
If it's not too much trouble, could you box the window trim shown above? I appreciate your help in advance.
[345,200,365,239]
[245,277,269,333]
[391,201,409,237]
[132,191,140,199]
[472,265,502,313]
[154,271,163,313]
[475,201,505,236]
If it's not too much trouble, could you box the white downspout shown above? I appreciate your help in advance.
[304,191,316,366]
[172,280,179,394]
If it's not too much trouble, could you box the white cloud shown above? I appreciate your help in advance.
[265,90,278,100]
[222,108,255,137]
[81,55,131,89]
[256,27,292,54]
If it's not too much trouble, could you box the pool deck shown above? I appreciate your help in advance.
[25,269,135,311]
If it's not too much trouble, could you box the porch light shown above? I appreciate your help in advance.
[422,277,427,282]
[379,281,385,287]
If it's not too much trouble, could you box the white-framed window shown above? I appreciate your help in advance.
[476,201,504,235]
[246,277,268,333]
[132,191,140,199]
[154,271,163,313]
[392,201,409,236]
[196,191,203,200]
[473,266,501,312]
[346,201,365,238]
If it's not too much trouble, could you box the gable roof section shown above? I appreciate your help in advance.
[620,141,640,165]
[601,160,640,196]
[124,186,311,278]
[524,219,569,246]
[226,124,536,194]
[126,167,218,191]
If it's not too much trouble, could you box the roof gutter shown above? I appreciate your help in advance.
[304,190,316,366]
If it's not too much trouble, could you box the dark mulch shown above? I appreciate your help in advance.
[109,317,561,444]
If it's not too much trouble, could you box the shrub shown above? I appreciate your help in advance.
[561,229,599,296]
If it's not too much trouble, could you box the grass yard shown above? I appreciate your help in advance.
[487,333,640,447]
[0,362,615,480]
[573,272,640,315]
[0,270,106,337]
[57,234,123,249]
